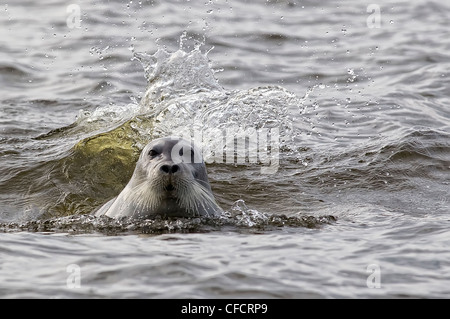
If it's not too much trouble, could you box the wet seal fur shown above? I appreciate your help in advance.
[95,137,222,219]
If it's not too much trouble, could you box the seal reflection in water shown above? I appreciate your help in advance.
[95,137,222,219]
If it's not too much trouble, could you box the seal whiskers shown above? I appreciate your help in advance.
[174,178,219,216]
[124,178,164,212]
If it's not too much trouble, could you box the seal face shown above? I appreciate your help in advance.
[95,137,222,219]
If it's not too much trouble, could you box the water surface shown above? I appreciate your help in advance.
[1,0,449,298]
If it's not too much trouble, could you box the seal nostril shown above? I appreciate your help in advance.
[171,164,179,173]
[160,165,170,174]
[161,164,179,174]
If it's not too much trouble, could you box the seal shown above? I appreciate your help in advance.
[95,137,222,219]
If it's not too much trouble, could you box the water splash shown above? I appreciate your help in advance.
[72,37,313,158]
[134,46,223,106]
[129,43,310,163]
[1,200,336,235]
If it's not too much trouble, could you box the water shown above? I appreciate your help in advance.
[1,0,449,298]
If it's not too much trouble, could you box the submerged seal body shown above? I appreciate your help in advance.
[95,137,221,219]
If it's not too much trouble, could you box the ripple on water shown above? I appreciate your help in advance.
[0,199,336,235]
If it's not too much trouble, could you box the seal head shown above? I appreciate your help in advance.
[95,137,221,219]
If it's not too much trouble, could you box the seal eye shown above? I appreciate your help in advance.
[148,149,158,157]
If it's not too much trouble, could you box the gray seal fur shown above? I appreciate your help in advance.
[95,137,221,219]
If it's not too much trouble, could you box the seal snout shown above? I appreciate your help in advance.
[158,162,181,193]
[160,163,180,174]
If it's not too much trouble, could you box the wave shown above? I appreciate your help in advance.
[0,199,336,235]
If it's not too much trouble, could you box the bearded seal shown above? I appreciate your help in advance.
[95,137,222,219]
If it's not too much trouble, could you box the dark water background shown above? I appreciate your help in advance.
[1,0,449,298]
